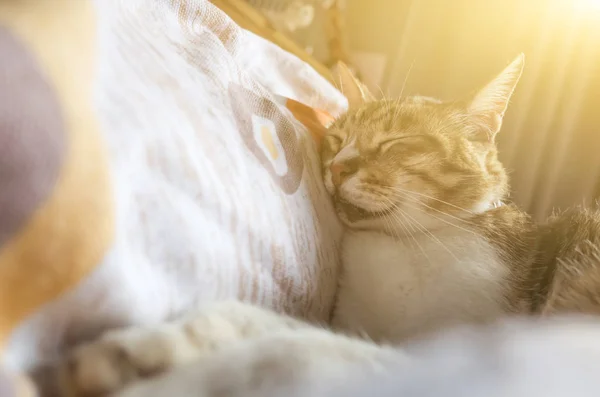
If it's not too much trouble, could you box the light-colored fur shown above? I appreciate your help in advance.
[56,301,403,397]
[118,316,600,397]
[54,301,600,397]
[332,229,507,342]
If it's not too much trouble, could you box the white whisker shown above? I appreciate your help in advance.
[380,184,475,215]
[398,60,415,99]
[399,208,461,262]
[379,196,421,252]
[400,200,479,236]
[386,206,432,267]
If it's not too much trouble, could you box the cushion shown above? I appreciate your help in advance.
[1,0,346,371]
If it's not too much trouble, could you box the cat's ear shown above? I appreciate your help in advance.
[468,54,524,138]
[334,62,375,109]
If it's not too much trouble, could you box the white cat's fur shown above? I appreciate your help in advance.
[332,228,507,342]
[118,317,600,397]
[57,301,404,396]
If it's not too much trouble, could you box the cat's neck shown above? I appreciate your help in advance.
[474,199,504,213]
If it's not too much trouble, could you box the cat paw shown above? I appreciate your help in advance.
[58,325,187,397]
[56,302,261,396]
[56,301,300,396]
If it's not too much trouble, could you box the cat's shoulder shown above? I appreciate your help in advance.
[536,205,600,314]
[472,202,536,267]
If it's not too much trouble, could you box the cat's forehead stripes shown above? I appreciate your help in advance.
[333,100,450,146]
[335,101,401,131]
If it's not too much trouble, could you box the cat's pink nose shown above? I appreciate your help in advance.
[330,162,353,187]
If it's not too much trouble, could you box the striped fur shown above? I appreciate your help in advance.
[321,91,512,227]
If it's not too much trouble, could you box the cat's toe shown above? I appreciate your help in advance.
[58,328,179,397]
[59,340,140,397]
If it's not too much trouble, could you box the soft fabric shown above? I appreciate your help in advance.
[313,317,600,397]
[1,0,346,371]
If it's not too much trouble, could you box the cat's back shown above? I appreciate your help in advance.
[459,204,600,315]
[534,206,600,315]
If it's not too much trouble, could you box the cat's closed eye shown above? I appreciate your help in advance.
[376,135,424,154]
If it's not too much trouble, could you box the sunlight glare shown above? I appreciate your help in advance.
[575,0,600,11]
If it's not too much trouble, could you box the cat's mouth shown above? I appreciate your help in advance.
[335,197,394,222]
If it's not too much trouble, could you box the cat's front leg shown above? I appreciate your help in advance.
[113,330,403,397]
[57,301,312,397]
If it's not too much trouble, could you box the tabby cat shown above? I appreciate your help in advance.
[47,55,600,397]
[325,54,600,341]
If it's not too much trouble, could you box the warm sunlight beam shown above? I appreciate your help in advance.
[575,0,600,12]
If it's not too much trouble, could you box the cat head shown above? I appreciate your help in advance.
[322,55,524,231]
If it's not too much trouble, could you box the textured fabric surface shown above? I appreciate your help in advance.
[2,0,346,370]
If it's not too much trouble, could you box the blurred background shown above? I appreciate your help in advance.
[241,0,600,220]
